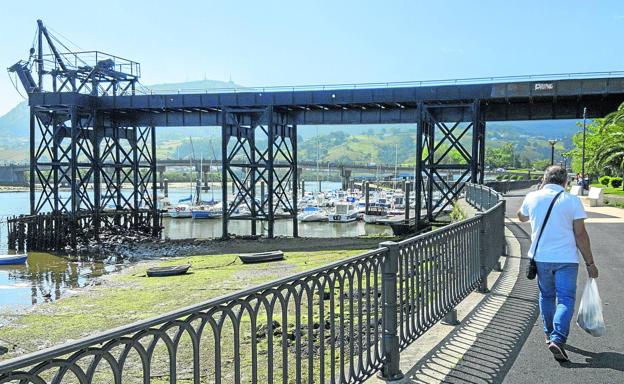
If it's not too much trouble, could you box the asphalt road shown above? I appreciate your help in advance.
[502,191,624,383]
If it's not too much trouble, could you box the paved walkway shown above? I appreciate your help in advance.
[375,188,624,383]
[503,193,624,383]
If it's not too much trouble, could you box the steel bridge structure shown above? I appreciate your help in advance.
[8,20,624,249]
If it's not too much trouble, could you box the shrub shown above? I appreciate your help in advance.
[450,201,466,222]
[598,176,611,186]
[496,175,504,181]
[610,177,623,189]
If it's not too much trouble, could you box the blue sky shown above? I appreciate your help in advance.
[1,0,623,115]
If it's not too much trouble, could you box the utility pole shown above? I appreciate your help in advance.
[581,107,587,196]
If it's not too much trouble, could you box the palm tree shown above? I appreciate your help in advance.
[590,103,624,190]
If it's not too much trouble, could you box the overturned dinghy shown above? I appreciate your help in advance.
[146,264,191,277]
[238,250,284,264]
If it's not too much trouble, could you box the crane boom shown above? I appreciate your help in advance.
[7,61,39,93]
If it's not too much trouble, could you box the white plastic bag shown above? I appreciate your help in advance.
[576,278,605,337]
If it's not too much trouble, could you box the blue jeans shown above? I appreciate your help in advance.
[536,262,578,344]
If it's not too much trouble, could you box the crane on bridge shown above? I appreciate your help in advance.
[8,19,140,97]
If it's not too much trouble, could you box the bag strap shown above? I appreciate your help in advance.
[532,190,564,260]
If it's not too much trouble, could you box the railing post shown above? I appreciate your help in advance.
[476,212,490,293]
[378,241,403,381]
[493,199,507,272]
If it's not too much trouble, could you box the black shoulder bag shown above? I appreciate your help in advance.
[526,190,563,280]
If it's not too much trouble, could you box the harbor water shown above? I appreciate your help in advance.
[0,181,392,308]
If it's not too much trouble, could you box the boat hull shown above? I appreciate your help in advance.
[239,251,285,264]
[0,254,28,265]
[191,210,221,219]
[328,213,358,223]
[298,213,328,222]
[364,214,387,224]
[147,264,191,277]
[168,209,192,218]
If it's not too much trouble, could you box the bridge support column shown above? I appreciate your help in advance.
[221,107,298,239]
[28,106,160,251]
[415,100,486,224]
[157,166,165,190]
[341,168,352,191]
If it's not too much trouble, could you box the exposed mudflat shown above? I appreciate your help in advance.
[72,228,396,261]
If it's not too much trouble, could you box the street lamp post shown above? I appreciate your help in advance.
[581,107,587,196]
[548,139,558,166]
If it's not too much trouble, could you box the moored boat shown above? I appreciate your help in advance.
[363,204,388,224]
[0,254,28,265]
[191,205,222,219]
[239,250,285,264]
[328,202,359,223]
[297,206,328,222]
[146,264,191,277]
[168,204,193,218]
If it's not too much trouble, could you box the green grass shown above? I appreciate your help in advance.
[0,249,365,359]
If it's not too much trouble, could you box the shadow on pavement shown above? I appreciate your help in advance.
[399,221,538,383]
[561,345,624,372]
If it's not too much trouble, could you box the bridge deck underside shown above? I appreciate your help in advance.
[29,76,624,126]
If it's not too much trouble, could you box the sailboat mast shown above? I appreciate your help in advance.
[189,136,196,204]
[393,143,398,190]
[316,127,320,194]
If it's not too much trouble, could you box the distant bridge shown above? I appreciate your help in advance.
[156,159,416,173]
[0,160,421,186]
[0,163,28,184]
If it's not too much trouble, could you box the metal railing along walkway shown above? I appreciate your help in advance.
[137,70,624,95]
[0,183,505,384]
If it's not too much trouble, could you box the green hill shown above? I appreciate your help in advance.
[0,101,29,138]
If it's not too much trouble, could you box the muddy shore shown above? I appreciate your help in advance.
[77,230,396,261]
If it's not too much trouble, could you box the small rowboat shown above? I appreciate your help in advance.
[146,264,191,277]
[239,251,285,264]
[0,254,28,265]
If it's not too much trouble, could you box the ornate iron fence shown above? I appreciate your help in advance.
[0,183,505,383]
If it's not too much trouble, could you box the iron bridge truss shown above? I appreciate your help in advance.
[221,107,298,238]
[30,105,159,237]
[414,101,485,223]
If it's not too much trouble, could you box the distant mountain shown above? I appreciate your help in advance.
[0,101,28,138]
[145,79,244,93]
